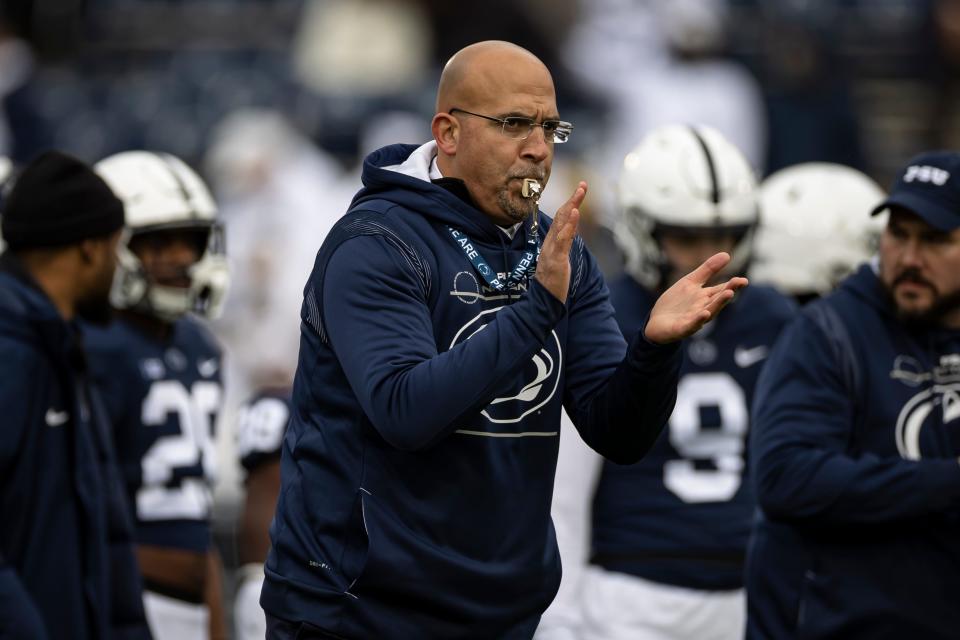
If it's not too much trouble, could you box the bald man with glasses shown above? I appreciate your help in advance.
[260,40,747,639]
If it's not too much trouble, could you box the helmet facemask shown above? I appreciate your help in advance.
[111,221,229,322]
[96,151,230,321]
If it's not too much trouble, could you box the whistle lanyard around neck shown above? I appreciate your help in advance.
[447,216,541,292]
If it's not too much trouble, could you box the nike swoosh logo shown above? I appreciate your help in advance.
[45,408,69,427]
[734,345,769,368]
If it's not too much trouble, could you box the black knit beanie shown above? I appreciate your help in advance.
[1,150,125,249]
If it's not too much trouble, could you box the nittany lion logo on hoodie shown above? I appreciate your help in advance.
[449,306,562,426]
[893,354,960,459]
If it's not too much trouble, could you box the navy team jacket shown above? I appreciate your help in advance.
[260,142,681,638]
[0,253,150,640]
[747,264,960,639]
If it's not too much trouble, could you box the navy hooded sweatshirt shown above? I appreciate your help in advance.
[260,142,681,638]
[747,264,960,639]
[0,253,150,640]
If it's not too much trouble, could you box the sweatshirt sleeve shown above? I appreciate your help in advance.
[0,563,49,639]
[751,314,960,525]
[562,243,681,464]
[321,234,566,451]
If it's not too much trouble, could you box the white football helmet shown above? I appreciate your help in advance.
[751,162,885,298]
[95,151,229,321]
[615,124,759,289]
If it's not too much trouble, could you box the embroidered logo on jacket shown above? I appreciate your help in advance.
[893,355,960,459]
[449,306,562,426]
[903,165,950,186]
[895,383,960,460]
[45,408,69,427]
[450,271,481,304]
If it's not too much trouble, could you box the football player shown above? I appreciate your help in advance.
[538,125,795,640]
[750,162,887,303]
[231,387,291,640]
[86,151,230,640]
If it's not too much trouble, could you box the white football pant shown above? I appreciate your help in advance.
[233,565,267,640]
[579,566,745,640]
[143,590,209,640]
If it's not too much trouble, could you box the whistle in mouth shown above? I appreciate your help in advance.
[521,178,542,201]
[521,179,542,236]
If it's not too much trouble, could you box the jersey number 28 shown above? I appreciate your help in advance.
[138,380,221,520]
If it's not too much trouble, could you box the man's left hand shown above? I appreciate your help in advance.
[644,252,748,344]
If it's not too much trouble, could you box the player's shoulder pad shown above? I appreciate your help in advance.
[236,387,293,471]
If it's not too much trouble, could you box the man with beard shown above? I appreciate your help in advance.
[261,40,748,639]
[747,150,960,639]
[85,151,230,640]
[0,151,151,639]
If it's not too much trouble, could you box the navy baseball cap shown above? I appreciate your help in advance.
[871,151,960,231]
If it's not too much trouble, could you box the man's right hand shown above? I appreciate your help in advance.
[535,181,587,303]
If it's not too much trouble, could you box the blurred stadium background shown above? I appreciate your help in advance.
[2,0,959,629]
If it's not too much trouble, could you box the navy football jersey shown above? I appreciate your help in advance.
[590,274,796,590]
[236,388,291,474]
[85,315,223,553]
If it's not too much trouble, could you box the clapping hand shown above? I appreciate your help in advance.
[535,181,587,304]
[644,252,748,344]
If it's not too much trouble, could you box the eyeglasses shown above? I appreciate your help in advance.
[449,108,574,144]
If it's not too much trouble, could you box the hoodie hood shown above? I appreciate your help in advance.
[837,263,894,320]
[356,142,539,247]
[838,261,960,348]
